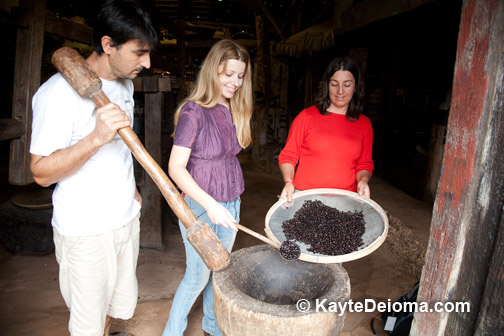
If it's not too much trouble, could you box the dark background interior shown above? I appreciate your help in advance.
[0,0,463,201]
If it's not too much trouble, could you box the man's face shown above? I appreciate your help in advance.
[109,39,151,80]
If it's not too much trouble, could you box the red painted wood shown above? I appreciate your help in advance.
[412,0,502,334]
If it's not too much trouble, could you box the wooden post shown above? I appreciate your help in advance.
[304,52,322,108]
[132,76,172,250]
[9,0,45,185]
[424,124,446,203]
[333,0,354,29]
[175,19,186,104]
[410,0,504,335]
[252,13,271,162]
[0,119,25,141]
[141,90,165,249]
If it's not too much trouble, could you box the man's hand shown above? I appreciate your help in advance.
[92,103,131,146]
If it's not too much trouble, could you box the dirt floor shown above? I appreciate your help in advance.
[0,154,432,336]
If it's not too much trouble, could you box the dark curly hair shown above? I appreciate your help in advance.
[315,57,365,121]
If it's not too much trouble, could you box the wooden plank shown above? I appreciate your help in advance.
[139,91,164,249]
[157,77,172,92]
[410,0,504,335]
[0,118,25,141]
[9,0,45,185]
[44,15,93,45]
[133,77,172,93]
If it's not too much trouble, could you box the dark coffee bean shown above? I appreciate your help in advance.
[279,240,301,260]
[281,200,366,256]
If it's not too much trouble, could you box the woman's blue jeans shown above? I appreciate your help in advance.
[162,195,239,336]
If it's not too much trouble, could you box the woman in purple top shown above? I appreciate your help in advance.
[162,39,253,336]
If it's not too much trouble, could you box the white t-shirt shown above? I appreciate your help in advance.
[30,73,141,236]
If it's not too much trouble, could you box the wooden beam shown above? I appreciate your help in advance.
[176,0,186,20]
[306,0,335,27]
[9,0,45,185]
[44,15,93,45]
[0,118,25,141]
[410,0,504,334]
[254,0,286,41]
[333,0,353,29]
[230,0,260,12]
[341,0,436,30]
[161,38,257,50]
[133,77,172,93]
[186,21,254,30]
[11,7,92,45]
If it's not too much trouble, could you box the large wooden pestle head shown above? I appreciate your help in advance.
[52,47,102,99]
[187,221,230,271]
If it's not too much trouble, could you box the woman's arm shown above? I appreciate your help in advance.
[356,170,371,198]
[168,145,238,231]
[279,163,296,203]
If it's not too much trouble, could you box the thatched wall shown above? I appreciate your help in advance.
[274,19,334,57]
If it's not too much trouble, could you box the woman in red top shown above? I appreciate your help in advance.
[278,57,374,202]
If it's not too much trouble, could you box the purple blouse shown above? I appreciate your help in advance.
[173,101,244,202]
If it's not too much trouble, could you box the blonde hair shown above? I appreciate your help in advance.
[173,39,253,148]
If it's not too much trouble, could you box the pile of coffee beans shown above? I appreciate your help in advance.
[282,199,366,256]
[279,240,301,260]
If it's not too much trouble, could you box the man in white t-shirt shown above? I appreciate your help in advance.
[29,1,158,335]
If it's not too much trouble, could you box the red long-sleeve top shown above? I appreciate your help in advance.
[278,105,374,192]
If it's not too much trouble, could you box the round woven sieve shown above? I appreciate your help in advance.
[265,188,388,263]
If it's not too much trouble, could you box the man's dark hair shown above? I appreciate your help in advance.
[92,0,159,54]
[315,56,365,121]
